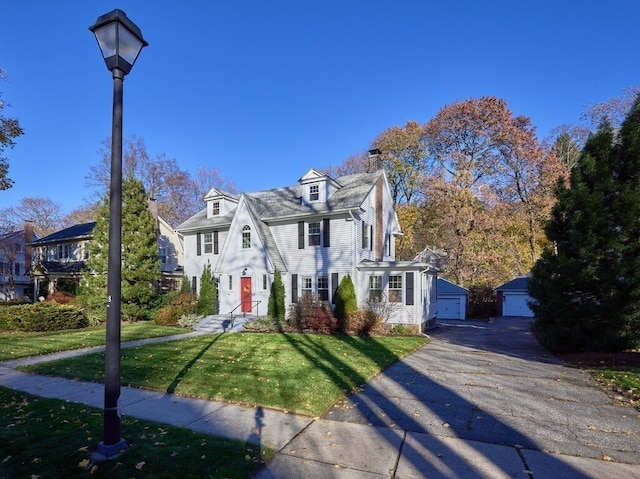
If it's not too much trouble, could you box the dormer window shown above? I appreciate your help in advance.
[212,201,220,216]
[309,184,319,202]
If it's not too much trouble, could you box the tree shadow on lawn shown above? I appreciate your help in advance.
[166,334,223,394]
[266,330,587,478]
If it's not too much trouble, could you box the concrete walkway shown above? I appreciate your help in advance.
[1,319,639,478]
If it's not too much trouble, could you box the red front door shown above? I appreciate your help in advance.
[241,277,252,313]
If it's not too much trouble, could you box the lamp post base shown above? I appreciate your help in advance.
[94,438,128,460]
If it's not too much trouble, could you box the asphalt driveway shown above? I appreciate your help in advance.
[257,318,640,478]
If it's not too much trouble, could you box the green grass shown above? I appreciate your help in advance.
[21,333,428,416]
[593,367,640,407]
[0,386,272,479]
[0,323,186,361]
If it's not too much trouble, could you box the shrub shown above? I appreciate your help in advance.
[268,270,286,322]
[467,284,497,319]
[345,309,386,336]
[389,324,419,336]
[197,262,218,315]
[243,316,284,333]
[0,302,88,332]
[334,274,357,332]
[154,293,197,326]
[288,293,338,334]
[178,313,203,329]
[46,291,75,304]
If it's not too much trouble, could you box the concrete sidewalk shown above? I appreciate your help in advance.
[1,320,639,478]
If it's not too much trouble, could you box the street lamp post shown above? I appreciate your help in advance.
[89,9,147,458]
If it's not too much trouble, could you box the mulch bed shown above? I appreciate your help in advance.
[556,350,640,369]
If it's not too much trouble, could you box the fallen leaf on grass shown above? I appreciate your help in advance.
[135,461,145,470]
[78,459,90,468]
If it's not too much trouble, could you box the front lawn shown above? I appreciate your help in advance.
[0,386,272,478]
[0,323,185,361]
[21,333,428,416]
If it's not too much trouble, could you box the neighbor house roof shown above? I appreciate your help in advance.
[29,222,96,245]
[496,275,530,292]
[437,278,468,295]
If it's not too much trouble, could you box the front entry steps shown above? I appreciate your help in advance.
[194,314,259,333]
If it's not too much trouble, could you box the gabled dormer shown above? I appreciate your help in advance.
[298,168,341,205]
[204,188,239,219]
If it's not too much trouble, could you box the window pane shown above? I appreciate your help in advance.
[242,225,251,248]
[308,222,320,246]
[389,275,402,303]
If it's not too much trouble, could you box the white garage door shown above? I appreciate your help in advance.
[502,293,534,317]
[439,297,462,320]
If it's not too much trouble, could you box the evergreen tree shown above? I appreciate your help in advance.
[197,261,218,315]
[179,274,191,294]
[334,274,357,331]
[530,98,640,352]
[268,270,285,323]
[81,178,161,322]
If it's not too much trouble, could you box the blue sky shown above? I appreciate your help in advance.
[2,1,639,214]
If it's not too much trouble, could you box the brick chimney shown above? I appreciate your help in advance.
[367,149,382,172]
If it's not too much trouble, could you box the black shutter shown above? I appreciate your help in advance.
[197,233,202,256]
[370,225,373,251]
[361,220,366,248]
[298,222,305,249]
[213,231,219,254]
[331,272,339,304]
[292,274,298,303]
[323,218,330,247]
[405,272,414,305]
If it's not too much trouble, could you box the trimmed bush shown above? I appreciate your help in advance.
[334,274,357,332]
[346,309,385,336]
[268,270,286,322]
[288,293,338,334]
[154,293,197,326]
[0,302,88,332]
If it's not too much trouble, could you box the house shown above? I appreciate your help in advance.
[496,275,534,317]
[0,222,36,301]
[29,209,183,298]
[436,278,468,320]
[177,164,439,330]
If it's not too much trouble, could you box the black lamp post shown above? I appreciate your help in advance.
[89,9,147,458]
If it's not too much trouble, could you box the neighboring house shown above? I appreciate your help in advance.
[496,275,534,317]
[0,222,36,301]
[436,278,468,320]
[30,222,95,298]
[29,211,183,298]
[177,164,439,330]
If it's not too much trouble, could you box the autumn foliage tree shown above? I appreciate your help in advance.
[0,68,24,191]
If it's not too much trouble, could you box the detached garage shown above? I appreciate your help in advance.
[437,278,468,320]
[496,275,534,317]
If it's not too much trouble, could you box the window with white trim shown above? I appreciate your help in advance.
[58,244,70,260]
[308,222,320,246]
[309,184,319,201]
[301,276,313,296]
[318,275,329,301]
[389,275,403,303]
[242,225,251,248]
[212,201,220,215]
[369,275,382,302]
[204,233,213,253]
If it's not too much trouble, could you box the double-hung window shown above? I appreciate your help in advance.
[301,276,313,297]
[212,201,220,215]
[203,233,213,253]
[318,275,329,301]
[388,275,403,303]
[308,222,320,246]
[310,184,319,201]
[369,275,382,302]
